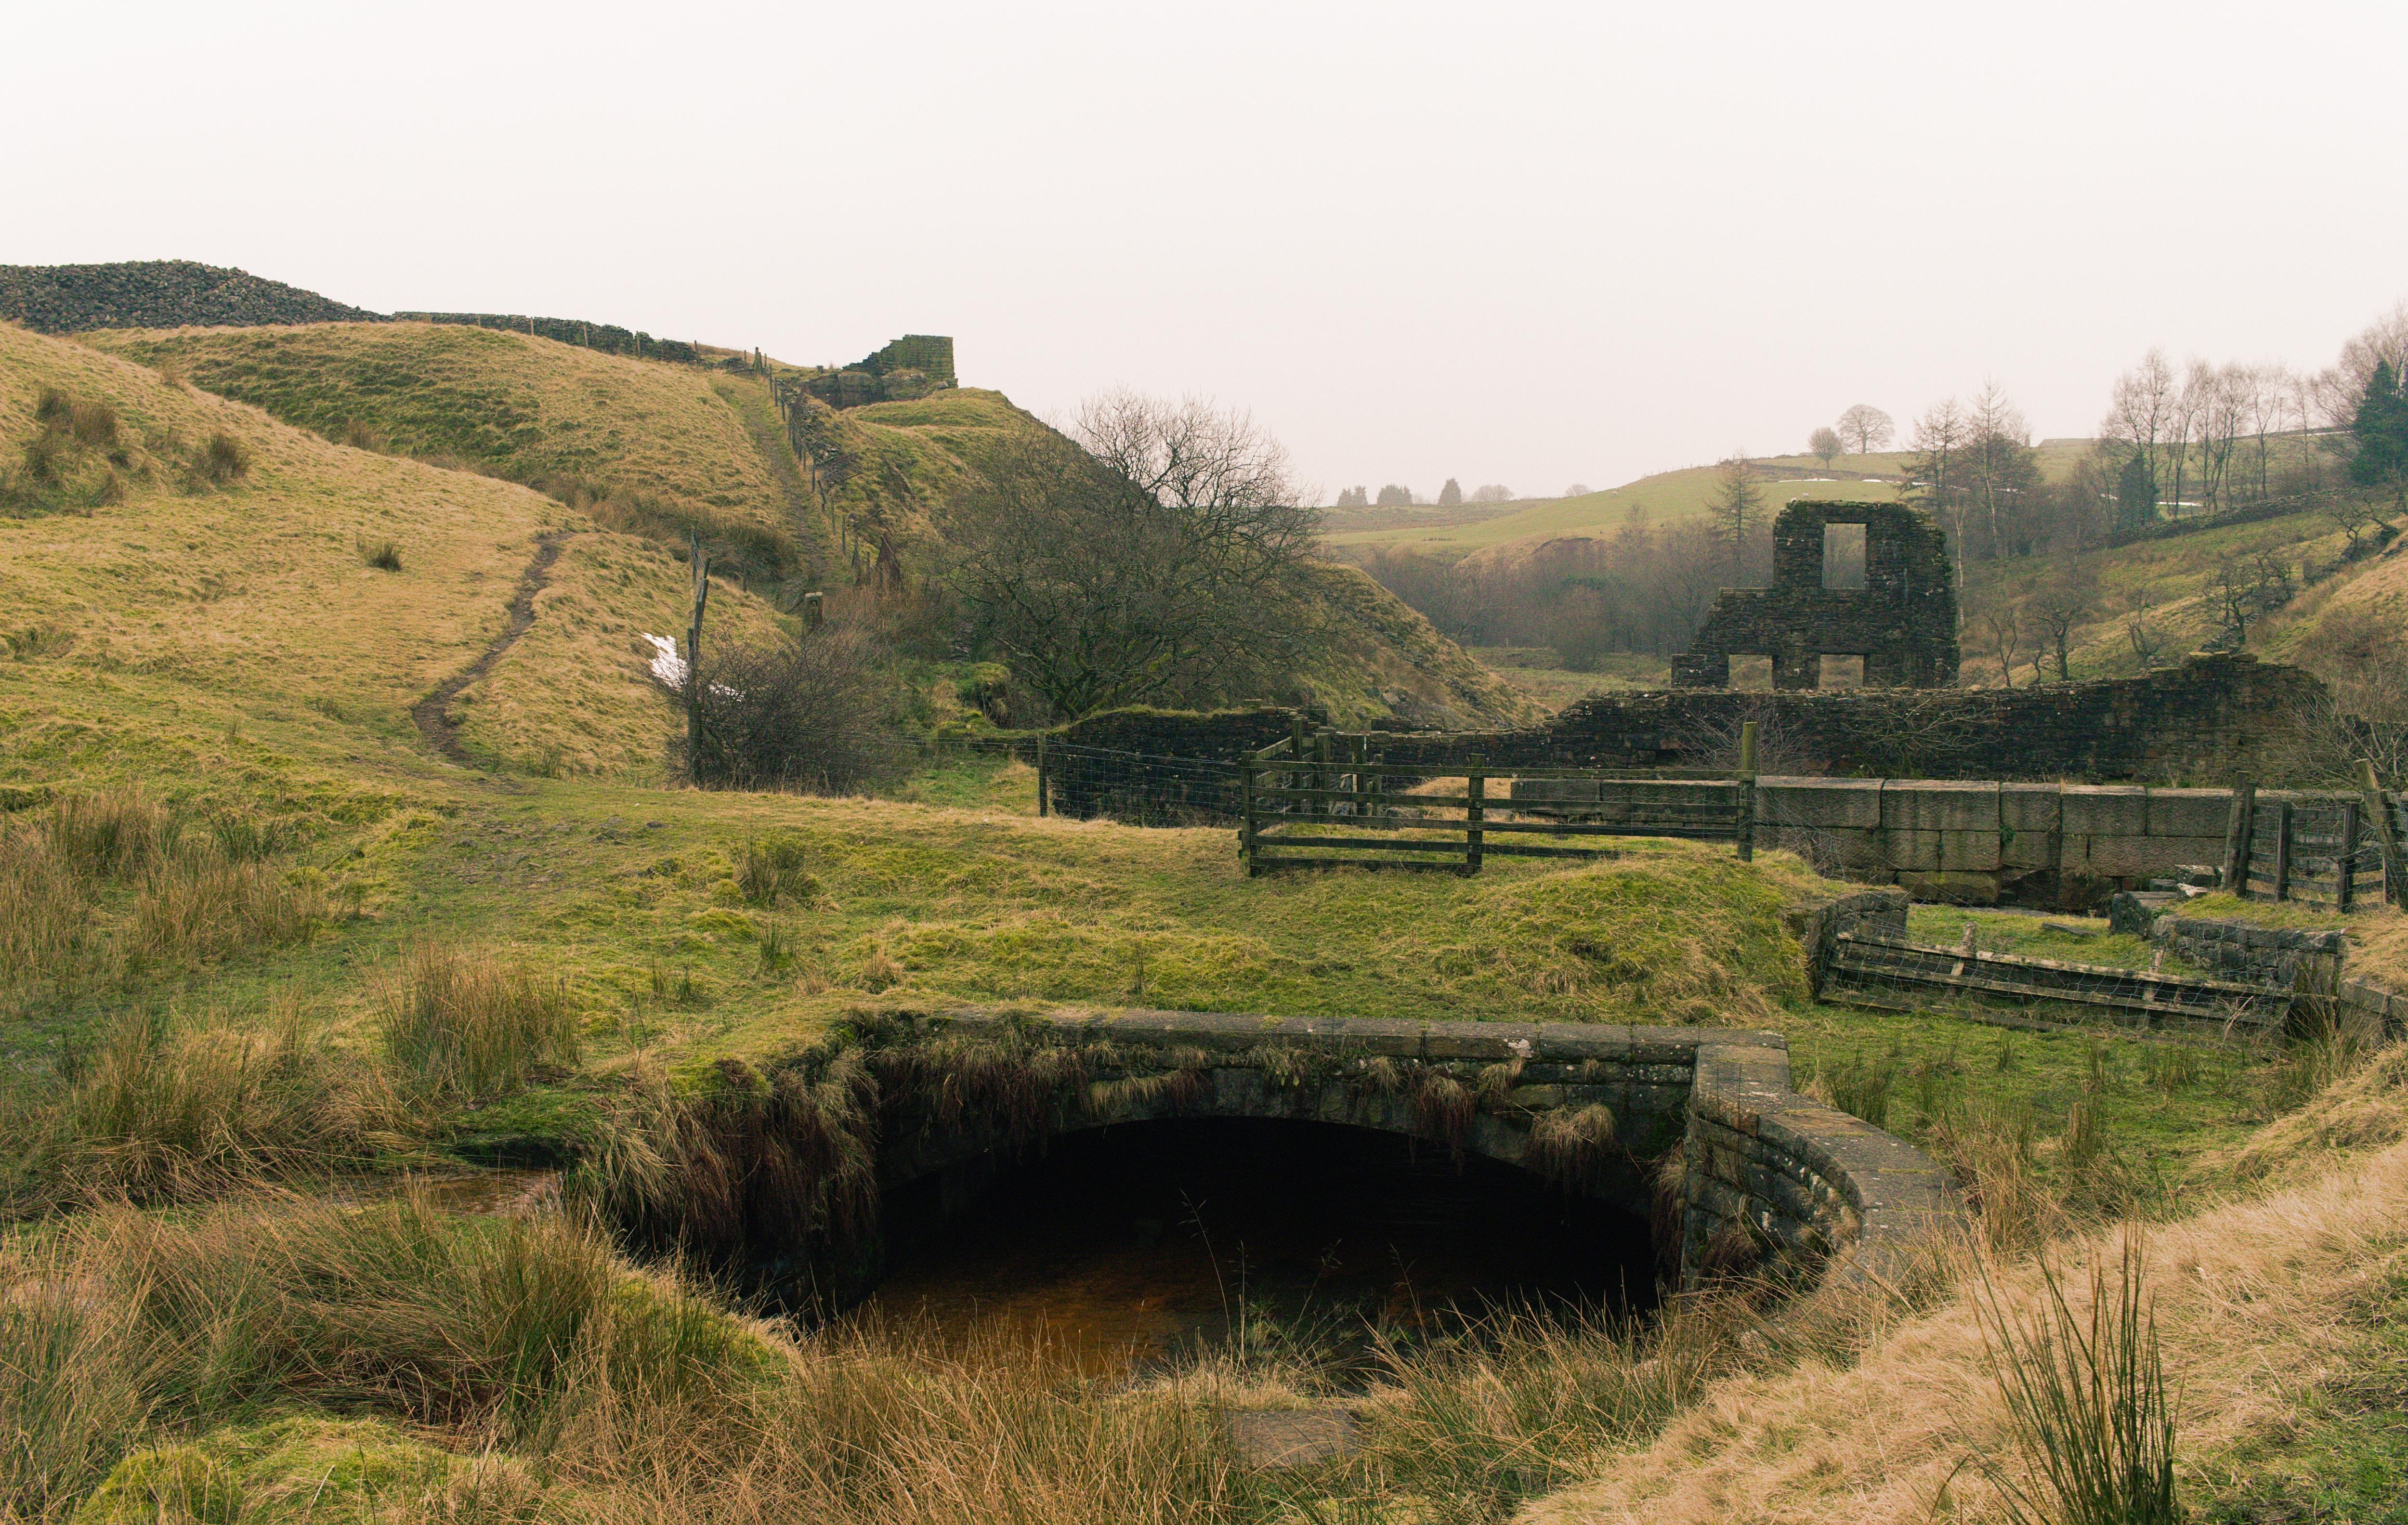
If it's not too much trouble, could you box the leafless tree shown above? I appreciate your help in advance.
[1808,426,1843,469]
[2310,300,2408,430]
[2028,562,2099,680]
[1711,452,1764,580]
[1980,604,2024,688]
[2125,589,2165,667]
[1963,381,2036,559]
[1835,404,1894,457]
[2102,349,2177,491]
[1906,398,1969,614]
[951,392,1319,720]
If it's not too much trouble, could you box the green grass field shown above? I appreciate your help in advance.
[9,316,2408,1525]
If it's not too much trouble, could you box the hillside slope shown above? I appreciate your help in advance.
[85,322,820,575]
[0,322,787,788]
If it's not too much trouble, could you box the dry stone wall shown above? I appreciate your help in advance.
[1,260,383,332]
[1041,655,2329,822]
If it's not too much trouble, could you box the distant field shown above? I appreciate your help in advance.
[1327,439,2107,568]
[1326,452,1913,566]
[1472,648,1670,709]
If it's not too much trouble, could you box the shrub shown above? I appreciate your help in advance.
[355,534,403,572]
[378,941,579,1102]
[199,430,251,483]
[689,626,905,794]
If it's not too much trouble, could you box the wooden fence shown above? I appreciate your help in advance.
[2222,764,2406,911]
[1824,929,2292,1030]
[1238,722,1759,877]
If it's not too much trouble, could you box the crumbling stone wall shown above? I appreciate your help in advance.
[1,261,384,332]
[393,312,701,365]
[1672,499,1958,690]
[797,334,957,408]
[1048,654,2327,803]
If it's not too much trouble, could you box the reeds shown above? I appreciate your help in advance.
[354,533,403,571]
[1973,1231,2180,1525]
[378,940,580,1102]
[0,788,326,997]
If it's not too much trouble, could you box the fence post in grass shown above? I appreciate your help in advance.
[1736,718,1758,862]
[2340,799,2362,912]
[1313,730,1331,820]
[1035,733,1048,817]
[1466,756,1486,875]
[684,530,710,777]
[2274,800,2294,902]
[2357,758,2404,905]
[2223,779,2257,898]
[1240,755,1257,875]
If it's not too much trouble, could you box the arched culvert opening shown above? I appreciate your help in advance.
[864,1117,1659,1373]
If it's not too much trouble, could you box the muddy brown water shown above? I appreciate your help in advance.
[863,1118,1656,1379]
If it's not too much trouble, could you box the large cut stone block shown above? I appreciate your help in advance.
[1941,829,2002,872]
[1757,777,1882,830]
[2147,788,2235,839]
[1881,780,2002,833]
[1999,782,2062,836]
[2061,785,2148,837]
[1885,828,1941,872]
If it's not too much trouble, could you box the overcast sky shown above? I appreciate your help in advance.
[9,1,2405,499]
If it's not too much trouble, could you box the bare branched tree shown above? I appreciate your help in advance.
[1808,426,1843,469]
[2029,562,2099,681]
[950,392,1320,720]
[1711,451,1763,580]
[1835,404,1894,457]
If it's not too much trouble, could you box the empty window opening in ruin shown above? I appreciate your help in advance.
[1729,654,1774,691]
[1822,522,1868,589]
[1819,654,1866,688]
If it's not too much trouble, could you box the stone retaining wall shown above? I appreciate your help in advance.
[1682,1041,1955,1291]
[1,260,384,331]
[909,1009,1958,1294]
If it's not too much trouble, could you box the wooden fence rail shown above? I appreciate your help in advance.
[1240,722,1760,877]
[2222,769,2402,911]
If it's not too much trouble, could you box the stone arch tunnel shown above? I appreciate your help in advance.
[616,1007,1960,1312]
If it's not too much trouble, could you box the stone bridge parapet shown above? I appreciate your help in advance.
[897,1008,1960,1295]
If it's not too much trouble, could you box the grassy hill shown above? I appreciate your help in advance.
[6,313,2406,1522]
[77,323,1535,728]
[85,321,829,578]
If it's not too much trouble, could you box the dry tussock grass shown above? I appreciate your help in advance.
[1529,1133,2408,1524]
[13,998,414,1207]
[378,940,580,1103]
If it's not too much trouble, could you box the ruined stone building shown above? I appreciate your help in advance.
[1671,499,1958,690]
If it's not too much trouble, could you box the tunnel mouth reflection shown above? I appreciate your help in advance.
[865,1118,1658,1378]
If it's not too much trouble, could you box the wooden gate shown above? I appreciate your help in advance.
[1238,724,1760,877]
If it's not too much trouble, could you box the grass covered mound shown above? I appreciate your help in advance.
[84,322,800,551]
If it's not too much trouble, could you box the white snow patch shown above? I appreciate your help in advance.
[643,633,740,699]
[643,633,686,688]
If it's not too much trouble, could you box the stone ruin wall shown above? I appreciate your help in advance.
[1045,653,2329,802]
[1673,499,1959,691]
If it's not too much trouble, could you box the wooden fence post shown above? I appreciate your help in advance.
[1240,756,1257,875]
[2357,758,2403,905]
[1035,733,1048,818]
[684,531,709,776]
[2273,800,2294,902]
[1313,730,1331,820]
[1466,757,1486,875]
[1736,718,1758,863]
[2223,779,2257,898]
[2339,799,2362,912]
